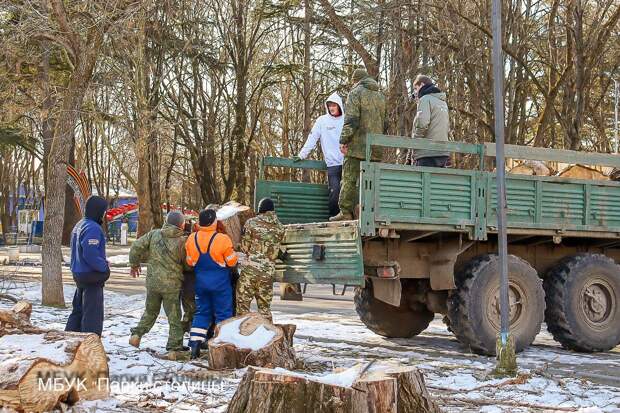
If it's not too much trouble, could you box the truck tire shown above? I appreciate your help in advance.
[544,254,620,352]
[447,254,545,355]
[354,279,434,338]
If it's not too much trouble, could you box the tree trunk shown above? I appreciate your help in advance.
[0,301,109,412]
[227,363,440,413]
[208,313,296,370]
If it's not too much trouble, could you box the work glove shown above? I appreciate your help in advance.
[292,156,302,162]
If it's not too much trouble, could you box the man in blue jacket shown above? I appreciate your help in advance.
[65,195,110,336]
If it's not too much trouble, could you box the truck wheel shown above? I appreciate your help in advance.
[354,279,434,338]
[544,254,620,352]
[447,254,545,355]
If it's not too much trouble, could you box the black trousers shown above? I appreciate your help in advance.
[415,156,451,168]
[327,165,343,217]
[65,271,109,336]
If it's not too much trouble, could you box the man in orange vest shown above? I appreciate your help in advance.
[185,209,238,359]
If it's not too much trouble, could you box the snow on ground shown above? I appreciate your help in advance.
[1,281,619,412]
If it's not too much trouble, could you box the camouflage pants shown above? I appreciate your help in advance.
[180,271,196,333]
[338,156,361,215]
[131,286,184,351]
[236,266,274,319]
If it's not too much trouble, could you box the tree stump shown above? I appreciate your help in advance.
[227,362,440,413]
[208,313,296,370]
[0,302,109,412]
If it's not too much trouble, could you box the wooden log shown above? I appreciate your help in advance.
[558,164,608,180]
[208,313,296,370]
[0,301,33,330]
[508,160,551,176]
[227,362,440,413]
[0,331,109,412]
[210,201,252,248]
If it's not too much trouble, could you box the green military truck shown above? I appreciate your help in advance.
[255,135,620,356]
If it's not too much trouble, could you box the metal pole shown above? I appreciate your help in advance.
[491,0,510,349]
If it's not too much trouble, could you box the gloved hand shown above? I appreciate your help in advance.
[292,156,302,162]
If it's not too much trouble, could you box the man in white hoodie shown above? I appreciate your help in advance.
[294,93,345,217]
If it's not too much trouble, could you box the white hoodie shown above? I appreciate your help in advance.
[298,92,344,167]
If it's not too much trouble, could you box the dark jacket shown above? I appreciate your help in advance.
[70,196,109,277]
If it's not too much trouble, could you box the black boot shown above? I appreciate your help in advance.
[189,340,201,360]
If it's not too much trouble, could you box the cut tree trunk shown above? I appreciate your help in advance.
[227,363,440,413]
[208,313,296,370]
[210,201,251,248]
[0,301,109,412]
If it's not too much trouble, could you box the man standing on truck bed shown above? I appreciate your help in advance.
[409,75,451,167]
[294,93,345,217]
[236,198,285,319]
[330,68,386,222]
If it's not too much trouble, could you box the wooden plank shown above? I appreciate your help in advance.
[485,143,620,168]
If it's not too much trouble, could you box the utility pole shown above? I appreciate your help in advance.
[491,0,517,376]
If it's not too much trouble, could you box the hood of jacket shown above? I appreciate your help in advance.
[85,196,108,225]
[357,76,380,92]
[160,222,184,238]
[418,84,446,101]
[324,92,344,119]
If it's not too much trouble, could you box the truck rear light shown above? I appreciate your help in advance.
[377,266,396,278]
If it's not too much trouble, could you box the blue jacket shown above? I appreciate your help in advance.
[70,218,109,276]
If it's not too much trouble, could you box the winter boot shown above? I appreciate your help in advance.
[129,335,141,348]
[189,340,201,360]
[329,211,353,222]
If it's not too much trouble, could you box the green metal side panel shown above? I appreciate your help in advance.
[370,163,478,231]
[254,180,330,224]
[486,174,620,233]
[276,223,364,286]
[488,176,538,225]
[590,185,620,228]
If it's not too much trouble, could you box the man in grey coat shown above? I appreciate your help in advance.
[410,75,451,167]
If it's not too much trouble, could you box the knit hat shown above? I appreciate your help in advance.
[199,209,217,227]
[166,211,185,228]
[258,198,275,214]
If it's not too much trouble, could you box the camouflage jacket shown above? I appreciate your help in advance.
[239,211,285,274]
[129,223,187,290]
[340,76,386,160]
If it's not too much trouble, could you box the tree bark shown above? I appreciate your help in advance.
[208,313,296,370]
[227,363,440,413]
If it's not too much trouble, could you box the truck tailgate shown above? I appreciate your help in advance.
[276,221,364,286]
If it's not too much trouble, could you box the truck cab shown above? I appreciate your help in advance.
[256,135,620,355]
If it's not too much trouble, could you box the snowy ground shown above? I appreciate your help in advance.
[1,279,619,412]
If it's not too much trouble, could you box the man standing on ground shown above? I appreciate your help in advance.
[66,195,110,336]
[409,75,451,167]
[330,68,386,222]
[236,198,285,320]
[294,92,345,217]
[185,209,238,359]
[128,211,187,360]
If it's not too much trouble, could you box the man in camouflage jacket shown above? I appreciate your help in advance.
[236,198,285,319]
[128,211,187,355]
[330,68,386,221]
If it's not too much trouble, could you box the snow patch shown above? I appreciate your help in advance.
[212,316,276,351]
[0,333,72,365]
[107,254,130,265]
[271,364,363,388]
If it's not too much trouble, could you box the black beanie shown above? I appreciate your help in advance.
[258,198,275,214]
[199,209,217,227]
